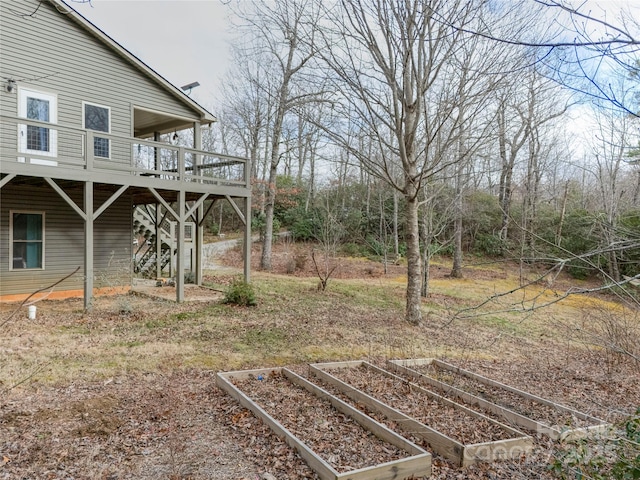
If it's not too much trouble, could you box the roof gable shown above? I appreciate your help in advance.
[48,0,215,124]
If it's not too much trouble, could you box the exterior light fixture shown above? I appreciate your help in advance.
[6,79,16,93]
[181,81,200,95]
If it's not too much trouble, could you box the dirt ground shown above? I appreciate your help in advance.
[3,354,638,479]
[131,281,225,303]
[1,242,639,479]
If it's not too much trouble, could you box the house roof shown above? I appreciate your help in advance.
[48,0,216,125]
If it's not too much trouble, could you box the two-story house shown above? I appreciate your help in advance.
[0,0,251,308]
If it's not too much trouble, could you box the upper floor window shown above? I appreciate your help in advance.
[10,211,45,270]
[18,89,57,158]
[83,102,110,158]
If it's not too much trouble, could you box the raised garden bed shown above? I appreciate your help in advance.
[310,361,532,467]
[387,358,609,441]
[216,367,432,480]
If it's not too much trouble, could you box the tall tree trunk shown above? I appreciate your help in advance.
[522,127,544,252]
[260,161,278,270]
[305,146,316,213]
[405,192,422,325]
[421,202,433,298]
[393,190,399,260]
[451,146,465,278]
[609,250,620,282]
[451,205,463,278]
[258,129,270,216]
[296,117,305,186]
[556,180,569,246]
[365,173,371,217]
[422,247,432,298]
[260,78,289,270]
[249,124,260,181]
[379,191,388,274]
[497,108,513,241]
[496,97,531,242]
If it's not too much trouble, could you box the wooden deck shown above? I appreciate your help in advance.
[0,115,250,198]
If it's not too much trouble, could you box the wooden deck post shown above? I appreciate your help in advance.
[176,189,185,302]
[244,195,251,282]
[155,203,162,279]
[194,121,203,285]
[154,132,162,279]
[84,181,94,310]
[243,153,251,283]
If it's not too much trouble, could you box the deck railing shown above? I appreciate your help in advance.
[0,115,249,189]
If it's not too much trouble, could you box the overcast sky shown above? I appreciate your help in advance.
[73,0,235,111]
[72,0,639,117]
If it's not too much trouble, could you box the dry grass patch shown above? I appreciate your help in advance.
[1,253,639,479]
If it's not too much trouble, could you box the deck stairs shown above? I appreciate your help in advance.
[133,205,194,278]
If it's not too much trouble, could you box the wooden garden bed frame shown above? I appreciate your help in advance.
[216,367,432,480]
[387,358,609,441]
[310,361,533,467]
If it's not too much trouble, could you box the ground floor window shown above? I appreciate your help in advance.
[10,211,44,270]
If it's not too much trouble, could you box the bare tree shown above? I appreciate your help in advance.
[311,201,344,292]
[587,97,639,281]
[219,54,276,180]
[313,0,507,324]
[445,25,503,279]
[496,67,570,241]
[421,178,455,297]
[437,0,640,115]
[520,117,564,253]
[232,0,320,271]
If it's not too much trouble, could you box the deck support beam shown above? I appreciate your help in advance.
[0,174,16,189]
[93,185,128,220]
[221,194,251,282]
[45,178,86,220]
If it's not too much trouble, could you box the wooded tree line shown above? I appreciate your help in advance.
[200,0,640,324]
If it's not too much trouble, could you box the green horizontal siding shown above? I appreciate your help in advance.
[0,0,199,139]
[0,183,132,296]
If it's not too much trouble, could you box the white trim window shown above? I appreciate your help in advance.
[9,211,45,270]
[18,88,58,161]
[83,101,111,158]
